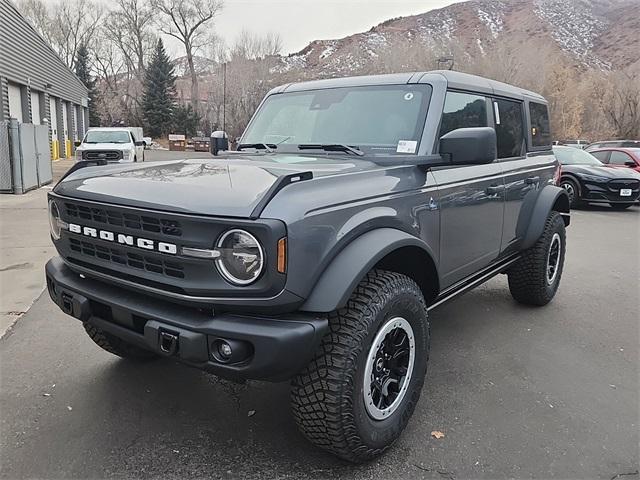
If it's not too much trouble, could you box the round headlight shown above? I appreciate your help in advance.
[215,229,264,285]
[48,200,62,240]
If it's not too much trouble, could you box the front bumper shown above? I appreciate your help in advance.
[45,257,328,381]
[582,180,640,203]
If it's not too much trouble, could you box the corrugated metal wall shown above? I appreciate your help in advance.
[0,0,88,106]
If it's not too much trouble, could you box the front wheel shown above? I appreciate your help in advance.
[610,203,633,210]
[559,178,580,208]
[291,270,430,462]
[507,211,566,306]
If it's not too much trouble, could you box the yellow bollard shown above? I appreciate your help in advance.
[65,140,72,158]
[51,140,59,160]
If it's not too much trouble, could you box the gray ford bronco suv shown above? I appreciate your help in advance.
[45,70,570,462]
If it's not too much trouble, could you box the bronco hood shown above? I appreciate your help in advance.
[53,155,377,217]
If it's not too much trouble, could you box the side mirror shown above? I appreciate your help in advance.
[624,161,637,168]
[439,127,496,165]
[134,141,145,147]
[74,140,82,147]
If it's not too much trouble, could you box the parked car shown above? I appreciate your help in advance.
[47,71,571,462]
[585,140,640,151]
[74,127,146,163]
[588,148,640,173]
[562,139,589,149]
[554,146,640,209]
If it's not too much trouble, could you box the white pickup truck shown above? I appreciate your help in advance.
[74,127,147,163]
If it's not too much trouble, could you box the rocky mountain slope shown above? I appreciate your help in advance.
[272,0,638,77]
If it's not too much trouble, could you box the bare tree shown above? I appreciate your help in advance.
[18,0,103,69]
[150,0,223,115]
[600,70,640,139]
[104,0,156,75]
[230,30,283,61]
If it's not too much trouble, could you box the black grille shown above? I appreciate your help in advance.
[69,238,184,279]
[608,179,640,190]
[83,150,122,160]
[65,203,182,236]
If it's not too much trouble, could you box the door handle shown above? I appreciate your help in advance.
[525,176,540,185]
[486,184,505,195]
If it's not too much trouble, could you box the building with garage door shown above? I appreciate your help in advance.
[0,0,89,160]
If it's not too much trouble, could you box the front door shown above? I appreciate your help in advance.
[432,91,504,288]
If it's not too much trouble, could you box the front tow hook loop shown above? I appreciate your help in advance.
[159,331,179,356]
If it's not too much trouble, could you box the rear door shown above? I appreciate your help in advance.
[499,100,556,255]
[431,91,504,287]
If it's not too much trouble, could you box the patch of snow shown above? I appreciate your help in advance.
[475,0,505,38]
[416,9,456,47]
[534,0,611,70]
[476,38,486,55]
[271,49,311,74]
[319,42,337,60]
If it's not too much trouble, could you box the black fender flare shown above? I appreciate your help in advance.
[300,228,437,313]
[521,185,570,250]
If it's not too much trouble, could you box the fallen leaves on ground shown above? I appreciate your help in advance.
[431,430,445,439]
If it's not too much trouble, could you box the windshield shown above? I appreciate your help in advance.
[553,147,603,166]
[241,84,432,156]
[84,130,131,144]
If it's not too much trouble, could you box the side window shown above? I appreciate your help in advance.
[591,151,610,163]
[529,102,551,147]
[439,92,488,137]
[609,151,632,166]
[494,99,525,158]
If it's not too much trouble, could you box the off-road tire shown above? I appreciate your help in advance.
[508,211,566,306]
[83,322,158,361]
[291,270,430,463]
[610,203,632,210]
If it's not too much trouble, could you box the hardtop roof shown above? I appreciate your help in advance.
[277,70,546,103]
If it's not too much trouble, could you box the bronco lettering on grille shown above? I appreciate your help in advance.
[68,223,177,255]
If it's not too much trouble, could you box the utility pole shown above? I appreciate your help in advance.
[222,62,226,136]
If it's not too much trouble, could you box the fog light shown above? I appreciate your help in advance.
[210,338,253,364]
[218,341,232,359]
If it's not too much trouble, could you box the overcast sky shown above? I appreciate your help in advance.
[215,0,457,54]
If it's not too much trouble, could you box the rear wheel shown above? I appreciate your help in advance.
[610,203,633,210]
[508,211,566,306]
[291,270,430,462]
[83,323,158,361]
[559,178,580,207]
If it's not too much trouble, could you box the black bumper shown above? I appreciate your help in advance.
[45,257,328,381]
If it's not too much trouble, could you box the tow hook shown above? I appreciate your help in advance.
[159,330,179,356]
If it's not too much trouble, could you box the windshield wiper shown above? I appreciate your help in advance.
[298,144,365,156]
[237,143,276,153]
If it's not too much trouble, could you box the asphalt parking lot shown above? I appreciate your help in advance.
[1,151,638,479]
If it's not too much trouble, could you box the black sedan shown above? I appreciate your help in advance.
[553,146,640,209]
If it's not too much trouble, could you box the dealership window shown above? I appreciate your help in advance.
[529,102,551,147]
[494,99,525,158]
[439,92,488,137]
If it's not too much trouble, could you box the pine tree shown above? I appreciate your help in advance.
[142,39,176,138]
[172,104,200,137]
[75,44,101,127]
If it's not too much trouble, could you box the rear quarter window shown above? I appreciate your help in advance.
[529,102,551,148]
